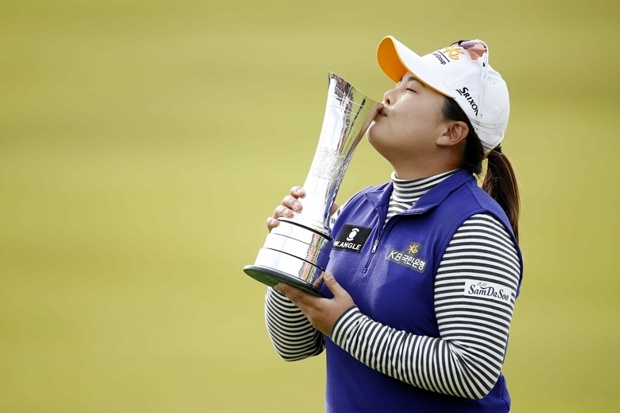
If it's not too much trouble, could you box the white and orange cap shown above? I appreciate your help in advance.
[377,35,510,153]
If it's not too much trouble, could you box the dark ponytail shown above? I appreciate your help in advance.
[482,146,520,241]
[442,97,520,241]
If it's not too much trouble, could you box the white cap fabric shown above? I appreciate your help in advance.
[377,36,510,153]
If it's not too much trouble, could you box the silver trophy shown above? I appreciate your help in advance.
[244,72,380,296]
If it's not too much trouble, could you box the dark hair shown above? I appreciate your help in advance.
[442,97,520,241]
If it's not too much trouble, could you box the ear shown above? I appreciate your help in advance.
[437,121,469,147]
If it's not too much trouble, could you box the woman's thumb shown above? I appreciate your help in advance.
[323,272,341,295]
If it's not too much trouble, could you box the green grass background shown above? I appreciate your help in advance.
[1,0,618,411]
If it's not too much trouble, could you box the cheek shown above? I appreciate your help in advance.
[368,113,412,145]
[405,104,444,134]
[367,120,397,153]
[402,101,436,124]
[389,111,425,140]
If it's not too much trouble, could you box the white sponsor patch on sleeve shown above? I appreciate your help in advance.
[463,280,514,304]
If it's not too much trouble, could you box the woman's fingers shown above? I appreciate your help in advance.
[281,196,303,213]
[267,186,306,232]
[291,186,306,198]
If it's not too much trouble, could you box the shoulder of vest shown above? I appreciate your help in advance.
[345,182,391,205]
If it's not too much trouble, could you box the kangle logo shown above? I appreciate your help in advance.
[333,225,372,254]
[346,228,359,242]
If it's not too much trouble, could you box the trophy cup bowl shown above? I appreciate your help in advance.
[244,72,380,296]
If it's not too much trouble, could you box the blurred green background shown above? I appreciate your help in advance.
[1,0,618,411]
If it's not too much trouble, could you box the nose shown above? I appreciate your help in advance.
[383,88,396,105]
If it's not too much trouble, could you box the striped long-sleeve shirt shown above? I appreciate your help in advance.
[264,171,521,399]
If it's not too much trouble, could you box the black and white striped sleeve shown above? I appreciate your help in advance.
[264,287,324,361]
[262,202,348,361]
[330,214,521,399]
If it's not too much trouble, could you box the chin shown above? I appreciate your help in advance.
[367,124,379,146]
[367,130,389,160]
[367,123,388,147]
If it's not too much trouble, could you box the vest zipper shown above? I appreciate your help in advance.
[371,239,380,254]
[362,221,389,274]
[362,238,379,274]
[362,193,390,274]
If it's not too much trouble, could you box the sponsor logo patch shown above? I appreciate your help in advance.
[333,225,372,253]
[463,280,514,304]
[456,87,479,116]
[386,242,427,273]
[442,45,465,60]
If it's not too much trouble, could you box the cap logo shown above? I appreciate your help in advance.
[441,45,465,60]
[432,51,449,65]
[456,87,479,116]
[457,40,487,61]
[443,41,488,61]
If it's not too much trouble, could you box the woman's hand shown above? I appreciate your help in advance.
[267,186,339,232]
[266,186,305,232]
[274,271,355,337]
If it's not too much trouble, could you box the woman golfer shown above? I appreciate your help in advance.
[264,35,523,413]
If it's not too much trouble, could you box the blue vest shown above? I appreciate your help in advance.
[321,169,523,413]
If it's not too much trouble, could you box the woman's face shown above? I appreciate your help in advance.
[368,72,449,163]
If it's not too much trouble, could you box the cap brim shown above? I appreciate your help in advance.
[377,36,454,98]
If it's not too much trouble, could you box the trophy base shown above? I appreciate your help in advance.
[243,265,325,297]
